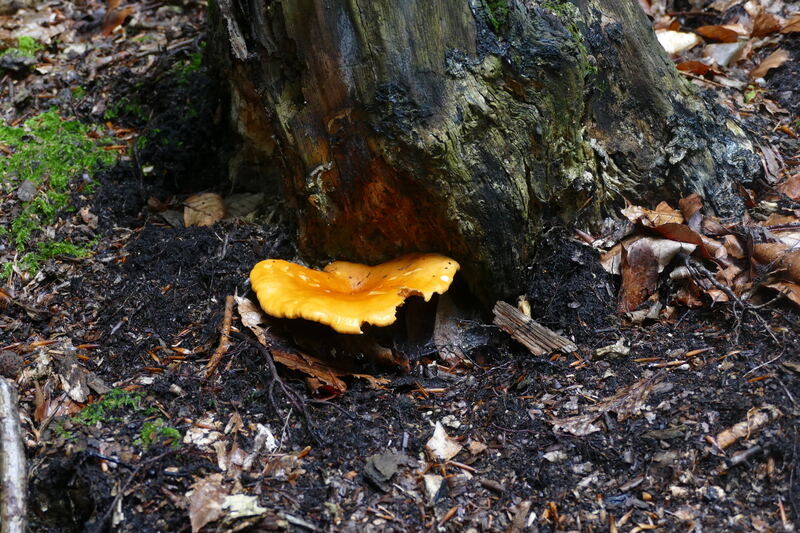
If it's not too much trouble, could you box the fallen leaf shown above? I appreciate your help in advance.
[751,12,781,37]
[468,440,488,455]
[618,238,659,313]
[704,41,746,68]
[675,280,706,308]
[765,281,800,306]
[777,174,800,201]
[753,243,800,283]
[101,6,134,37]
[79,206,99,229]
[781,15,800,33]
[363,451,409,491]
[621,202,683,226]
[423,474,444,503]
[236,296,348,395]
[696,25,741,43]
[184,192,226,227]
[723,235,745,259]
[425,421,462,461]
[676,60,711,76]
[749,49,789,80]
[272,348,347,396]
[600,241,625,275]
[656,30,702,55]
[188,474,227,533]
[595,337,630,358]
[678,193,704,231]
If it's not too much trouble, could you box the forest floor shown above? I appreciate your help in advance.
[0,1,799,532]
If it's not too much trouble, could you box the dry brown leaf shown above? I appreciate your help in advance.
[184,193,226,227]
[753,243,800,283]
[188,474,227,533]
[723,234,745,259]
[678,194,704,230]
[761,214,798,227]
[777,174,800,201]
[236,296,348,395]
[621,202,683,226]
[600,241,625,275]
[765,281,800,306]
[101,6,134,37]
[675,280,706,308]
[781,15,800,33]
[676,60,711,76]
[750,49,790,80]
[618,239,660,313]
[752,12,782,37]
[696,25,741,43]
[271,348,347,396]
[716,264,743,286]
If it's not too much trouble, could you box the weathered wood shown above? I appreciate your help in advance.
[0,378,26,533]
[211,0,761,303]
[493,301,577,355]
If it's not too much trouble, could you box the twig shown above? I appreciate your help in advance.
[231,331,323,445]
[685,257,779,344]
[0,378,27,533]
[203,295,234,379]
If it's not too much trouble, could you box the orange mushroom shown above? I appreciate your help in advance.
[249,253,460,334]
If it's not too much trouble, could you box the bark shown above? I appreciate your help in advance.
[210,0,761,303]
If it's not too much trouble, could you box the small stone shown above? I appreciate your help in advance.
[423,474,444,503]
[16,180,37,202]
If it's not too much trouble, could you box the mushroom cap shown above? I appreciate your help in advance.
[250,253,460,334]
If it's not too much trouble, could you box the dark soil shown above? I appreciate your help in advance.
[1,2,799,533]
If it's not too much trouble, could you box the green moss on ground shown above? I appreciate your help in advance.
[0,110,116,276]
[73,389,182,450]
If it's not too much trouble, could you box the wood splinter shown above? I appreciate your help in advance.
[1,377,27,533]
[492,301,578,356]
[203,295,235,379]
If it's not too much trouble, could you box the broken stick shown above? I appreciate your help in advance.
[493,301,577,356]
[203,295,235,379]
[0,377,27,533]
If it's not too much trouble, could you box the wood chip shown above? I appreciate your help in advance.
[493,301,577,356]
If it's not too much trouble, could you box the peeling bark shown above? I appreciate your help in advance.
[210,0,761,303]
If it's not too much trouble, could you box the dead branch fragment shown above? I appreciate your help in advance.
[204,295,235,379]
[0,377,27,533]
[493,301,577,356]
[709,404,782,451]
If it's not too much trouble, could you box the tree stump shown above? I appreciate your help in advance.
[209,0,761,303]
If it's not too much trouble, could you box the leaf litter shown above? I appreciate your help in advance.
[0,0,797,532]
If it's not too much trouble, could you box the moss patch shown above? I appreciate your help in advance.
[73,389,182,450]
[0,110,116,275]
